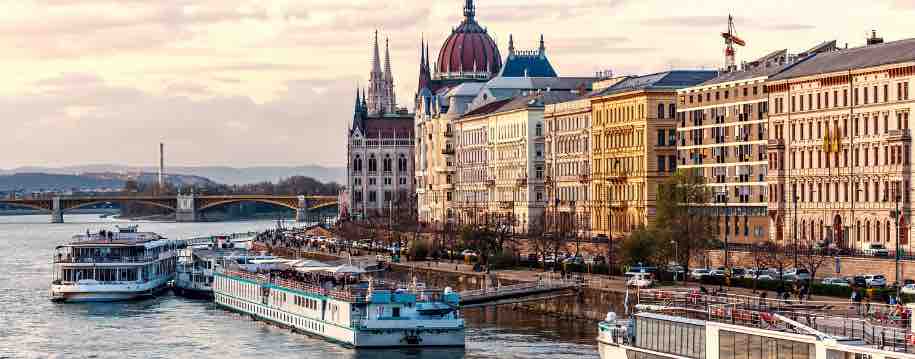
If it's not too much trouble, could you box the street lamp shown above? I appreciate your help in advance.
[671,239,679,283]
[896,189,902,299]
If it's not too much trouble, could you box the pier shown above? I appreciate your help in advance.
[459,279,580,306]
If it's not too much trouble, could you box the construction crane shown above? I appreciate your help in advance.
[721,14,745,71]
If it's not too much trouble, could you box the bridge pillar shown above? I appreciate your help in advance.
[295,195,308,223]
[50,197,63,223]
[176,194,197,222]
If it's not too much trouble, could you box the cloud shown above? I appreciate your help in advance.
[639,15,813,32]
[0,73,354,167]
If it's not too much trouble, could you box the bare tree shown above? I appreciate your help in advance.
[797,244,831,284]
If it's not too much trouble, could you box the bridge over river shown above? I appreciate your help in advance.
[0,194,337,223]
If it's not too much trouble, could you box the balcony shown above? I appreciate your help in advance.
[767,139,785,150]
[444,129,453,137]
[578,174,591,183]
[485,179,496,187]
[515,177,528,187]
[441,148,455,155]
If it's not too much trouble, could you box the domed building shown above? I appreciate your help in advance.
[434,0,502,80]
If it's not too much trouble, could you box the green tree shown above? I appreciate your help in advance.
[619,226,660,266]
[654,169,717,281]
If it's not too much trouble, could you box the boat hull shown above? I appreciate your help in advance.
[50,277,171,303]
[172,285,213,300]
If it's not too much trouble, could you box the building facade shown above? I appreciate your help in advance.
[346,33,415,220]
[453,92,578,233]
[767,36,915,251]
[544,96,592,238]
[590,71,718,240]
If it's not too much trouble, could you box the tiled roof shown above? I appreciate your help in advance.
[499,54,558,77]
[461,91,580,119]
[591,70,718,97]
[770,38,915,80]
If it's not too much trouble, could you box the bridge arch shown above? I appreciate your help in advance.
[62,200,176,213]
[197,199,300,212]
[0,201,50,212]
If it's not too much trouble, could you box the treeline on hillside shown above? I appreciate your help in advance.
[120,175,341,218]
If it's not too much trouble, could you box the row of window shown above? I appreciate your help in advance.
[633,316,705,359]
[768,179,911,204]
[784,144,911,170]
[351,154,409,173]
[352,190,407,203]
[777,82,911,115]
[217,294,329,334]
[685,84,764,105]
[779,112,911,142]
[718,330,813,359]
[353,177,409,186]
[593,129,644,151]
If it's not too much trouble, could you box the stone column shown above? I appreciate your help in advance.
[176,194,197,222]
[50,197,64,223]
[296,195,308,223]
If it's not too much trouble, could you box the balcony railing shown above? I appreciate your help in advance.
[442,148,455,155]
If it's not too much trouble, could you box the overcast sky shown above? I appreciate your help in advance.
[3,0,914,169]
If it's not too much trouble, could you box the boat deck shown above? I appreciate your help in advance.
[634,288,915,354]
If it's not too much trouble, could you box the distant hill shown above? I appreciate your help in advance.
[0,172,216,192]
[0,165,345,185]
[0,173,124,192]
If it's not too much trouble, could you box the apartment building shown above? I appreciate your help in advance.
[590,71,718,240]
[767,34,915,251]
[544,96,592,237]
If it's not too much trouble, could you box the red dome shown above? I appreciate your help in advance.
[435,1,501,76]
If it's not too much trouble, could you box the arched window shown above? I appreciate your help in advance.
[886,221,891,243]
[383,154,392,172]
[668,103,676,119]
[856,221,861,241]
[801,220,807,240]
[353,155,362,172]
[398,154,407,172]
[876,220,882,242]
[657,104,665,119]
[368,155,377,172]
[866,221,871,242]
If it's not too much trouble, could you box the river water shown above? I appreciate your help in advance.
[0,214,601,359]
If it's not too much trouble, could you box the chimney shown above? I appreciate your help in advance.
[867,30,884,46]
[158,143,164,191]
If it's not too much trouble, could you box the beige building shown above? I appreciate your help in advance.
[452,92,578,232]
[674,48,819,245]
[543,96,592,237]
[767,35,915,251]
[590,71,717,240]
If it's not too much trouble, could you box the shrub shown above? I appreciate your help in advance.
[488,250,518,270]
[409,240,429,260]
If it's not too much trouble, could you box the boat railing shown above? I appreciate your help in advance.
[638,289,915,353]
[598,321,631,345]
[219,269,367,303]
[53,254,160,264]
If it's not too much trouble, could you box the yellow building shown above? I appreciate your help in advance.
[589,71,717,240]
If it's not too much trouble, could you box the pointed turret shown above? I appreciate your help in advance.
[508,34,515,55]
[384,38,393,81]
[539,34,545,56]
[463,0,475,22]
[372,30,382,74]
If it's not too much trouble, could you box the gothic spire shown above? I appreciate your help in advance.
[372,30,382,74]
[463,0,475,21]
[384,37,393,81]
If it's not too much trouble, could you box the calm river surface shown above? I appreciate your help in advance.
[0,214,600,359]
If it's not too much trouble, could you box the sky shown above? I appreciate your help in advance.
[3,0,915,169]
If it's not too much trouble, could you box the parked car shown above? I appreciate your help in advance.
[902,284,915,295]
[689,268,711,280]
[864,243,890,257]
[461,249,479,258]
[783,268,811,282]
[851,276,868,287]
[821,277,850,287]
[864,274,887,288]
[626,273,653,288]
[708,268,726,277]
[730,268,746,278]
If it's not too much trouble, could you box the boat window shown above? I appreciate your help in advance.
[719,330,812,359]
[634,316,704,358]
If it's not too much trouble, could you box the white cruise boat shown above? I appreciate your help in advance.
[50,226,178,302]
[213,260,465,347]
[174,248,274,299]
[598,288,915,359]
